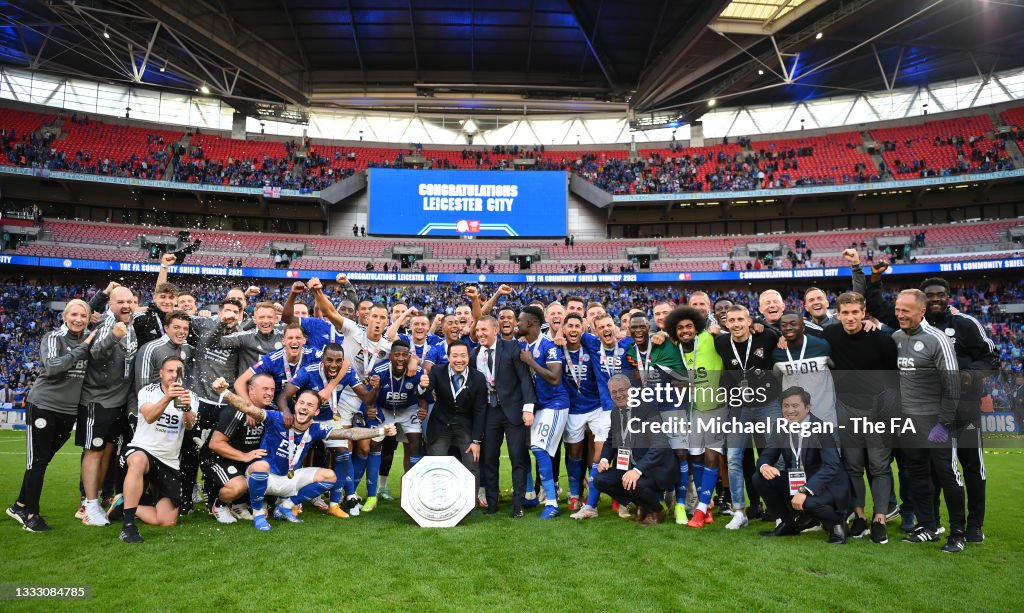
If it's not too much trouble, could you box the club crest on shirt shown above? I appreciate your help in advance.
[913,341,925,352]
[405,382,414,390]
[582,353,590,362]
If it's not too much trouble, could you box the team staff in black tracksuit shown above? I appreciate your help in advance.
[893,289,966,554]
[921,277,999,543]
[7,300,96,532]
[132,253,181,346]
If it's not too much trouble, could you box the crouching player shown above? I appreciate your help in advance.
[120,356,198,544]
[210,377,396,531]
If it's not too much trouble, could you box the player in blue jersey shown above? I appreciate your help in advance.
[400,311,441,361]
[566,312,631,519]
[278,343,376,518]
[424,314,469,369]
[233,322,318,397]
[516,306,569,518]
[210,378,395,531]
[357,340,428,509]
[281,281,344,354]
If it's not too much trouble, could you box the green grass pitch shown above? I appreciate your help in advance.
[1,430,1021,612]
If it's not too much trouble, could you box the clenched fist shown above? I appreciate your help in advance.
[112,321,128,339]
[212,377,230,395]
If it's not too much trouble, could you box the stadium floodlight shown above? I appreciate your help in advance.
[103,27,110,39]
[708,98,717,107]
[200,84,210,94]
[815,32,823,39]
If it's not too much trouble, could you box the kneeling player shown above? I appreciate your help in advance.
[211,378,395,531]
[360,340,428,509]
[201,373,276,523]
[120,356,198,544]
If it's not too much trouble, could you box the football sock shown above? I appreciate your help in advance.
[366,451,382,497]
[566,455,583,498]
[352,453,368,492]
[248,471,268,515]
[586,462,600,508]
[291,481,333,507]
[699,462,718,506]
[331,452,352,504]
[123,507,137,527]
[675,458,690,502]
[532,447,557,506]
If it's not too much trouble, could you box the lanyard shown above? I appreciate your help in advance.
[635,344,651,384]
[620,408,632,445]
[730,336,753,374]
[785,338,808,363]
[413,342,427,359]
[678,335,699,374]
[565,347,583,391]
[479,346,496,386]
[283,355,299,382]
[600,345,616,377]
[389,365,406,406]
[286,429,308,473]
[789,430,803,470]
[449,368,466,399]
[362,335,382,376]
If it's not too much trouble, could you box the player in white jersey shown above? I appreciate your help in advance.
[119,356,198,543]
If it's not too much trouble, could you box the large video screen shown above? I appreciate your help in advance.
[367,168,567,237]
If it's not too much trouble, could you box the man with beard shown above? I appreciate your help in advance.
[201,373,274,524]
[216,302,284,378]
[772,313,837,428]
[664,306,724,530]
[78,286,137,527]
[211,379,395,531]
[424,314,467,370]
[688,291,717,330]
[920,277,999,543]
[516,306,568,518]
[280,343,376,518]
[184,298,245,513]
[497,306,519,341]
[363,341,429,506]
[234,322,318,396]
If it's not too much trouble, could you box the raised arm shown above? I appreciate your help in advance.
[307,278,348,330]
[281,281,306,325]
[155,253,176,290]
[212,377,268,423]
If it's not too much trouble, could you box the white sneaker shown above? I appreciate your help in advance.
[310,497,329,511]
[229,503,253,521]
[212,503,237,524]
[725,512,748,530]
[82,503,110,526]
[192,484,205,504]
[537,488,547,504]
[570,505,599,520]
[477,488,488,508]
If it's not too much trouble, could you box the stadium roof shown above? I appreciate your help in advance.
[1,0,1022,118]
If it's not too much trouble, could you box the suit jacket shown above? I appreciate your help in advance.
[600,403,676,491]
[471,338,537,425]
[422,363,487,444]
[757,414,847,501]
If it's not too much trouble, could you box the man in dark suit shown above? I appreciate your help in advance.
[419,340,488,486]
[754,386,850,544]
[472,316,537,517]
[594,374,676,525]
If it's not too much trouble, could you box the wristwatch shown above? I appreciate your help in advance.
[797,486,810,495]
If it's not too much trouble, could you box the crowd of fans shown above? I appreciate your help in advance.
[1,115,169,180]
[4,110,1023,196]
[1,275,1021,410]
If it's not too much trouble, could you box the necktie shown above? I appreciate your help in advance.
[486,348,496,406]
[486,348,494,373]
[453,373,463,392]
